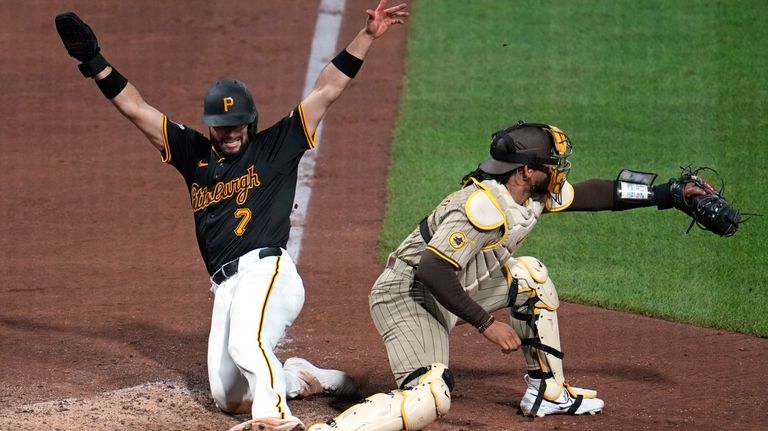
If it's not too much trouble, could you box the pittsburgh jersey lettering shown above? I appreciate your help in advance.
[191,165,261,212]
[161,105,314,275]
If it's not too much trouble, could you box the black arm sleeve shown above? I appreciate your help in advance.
[568,179,615,211]
[567,179,674,211]
[415,249,492,329]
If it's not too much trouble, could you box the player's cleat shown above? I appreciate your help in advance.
[519,375,604,417]
[228,417,305,431]
[284,357,358,397]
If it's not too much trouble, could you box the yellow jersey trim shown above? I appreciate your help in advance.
[258,255,288,418]
[298,103,316,149]
[161,114,171,163]
[211,145,224,161]
[425,246,461,270]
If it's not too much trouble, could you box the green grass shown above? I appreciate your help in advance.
[382,0,768,336]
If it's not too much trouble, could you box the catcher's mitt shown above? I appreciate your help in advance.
[669,166,742,237]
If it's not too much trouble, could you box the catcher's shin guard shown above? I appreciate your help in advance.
[307,363,452,431]
[508,256,599,416]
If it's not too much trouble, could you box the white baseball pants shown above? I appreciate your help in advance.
[207,247,305,421]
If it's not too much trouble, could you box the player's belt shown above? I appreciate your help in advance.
[211,247,282,285]
[385,255,415,276]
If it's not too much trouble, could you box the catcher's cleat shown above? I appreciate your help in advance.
[228,417,305,431]
[284,357,358,397]
[519,375,604,417]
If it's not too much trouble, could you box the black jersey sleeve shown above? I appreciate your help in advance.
[289,103,316,151]
[254,104,316,170]
[160,114,209,183]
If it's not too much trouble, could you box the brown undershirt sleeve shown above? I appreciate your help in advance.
[567,179,674,211]
[568,179,615,211]
[415,249,492,329]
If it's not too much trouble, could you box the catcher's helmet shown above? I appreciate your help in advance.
[479,121,573,203]
[479,122,569,174]
[202,79,258,128]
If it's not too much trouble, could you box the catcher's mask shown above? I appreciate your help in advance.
[203,79,259,139]
[479,121,572,204]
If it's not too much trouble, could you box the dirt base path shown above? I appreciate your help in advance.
[1,1,766,430]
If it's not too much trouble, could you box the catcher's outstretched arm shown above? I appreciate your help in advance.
[564,175,706,212]
[563,168,742,236]
[564,178,675,211]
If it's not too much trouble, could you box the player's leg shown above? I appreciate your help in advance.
[308,263,455,430]
[507,256,604,417]
[370,264,453,385]
[207,280,251,414]
[308,363,453,431]
[228,251,305,424]
[283,356,358,398]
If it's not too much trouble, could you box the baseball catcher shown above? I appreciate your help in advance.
[308,121,741,430]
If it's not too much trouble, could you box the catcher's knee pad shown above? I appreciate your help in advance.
[508,257,565,401]
[509,256,559,310]
[310,363,452,431]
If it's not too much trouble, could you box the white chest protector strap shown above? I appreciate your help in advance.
[308,364,452,431]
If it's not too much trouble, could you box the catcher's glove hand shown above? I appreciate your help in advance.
[669,166,742,237]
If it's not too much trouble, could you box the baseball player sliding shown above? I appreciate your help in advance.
[308,122,740,430]
[54,2,408,431]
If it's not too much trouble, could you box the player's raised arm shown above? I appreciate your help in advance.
[301,0,408,135]
[55,12,165,151]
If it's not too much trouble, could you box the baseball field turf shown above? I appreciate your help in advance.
[381,0,768,336]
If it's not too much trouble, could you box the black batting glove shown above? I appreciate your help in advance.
[55,12,109,78]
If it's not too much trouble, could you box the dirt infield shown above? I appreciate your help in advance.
[1,1,767,430]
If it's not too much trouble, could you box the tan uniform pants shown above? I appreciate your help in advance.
[369,256,515,387]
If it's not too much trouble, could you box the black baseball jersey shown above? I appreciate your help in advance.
[160,104,315,275]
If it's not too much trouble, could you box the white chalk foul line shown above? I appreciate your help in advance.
[287,0,347,264]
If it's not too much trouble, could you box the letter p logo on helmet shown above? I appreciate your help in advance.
[203,79,258,127]
[223,97,234,112]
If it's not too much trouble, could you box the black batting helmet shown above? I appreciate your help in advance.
[202,79,258,128]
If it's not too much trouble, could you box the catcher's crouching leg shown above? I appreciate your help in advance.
[308,363,452,431]
[508,257,604,417]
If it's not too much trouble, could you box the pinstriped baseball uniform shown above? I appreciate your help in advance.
[370,178,572,386]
